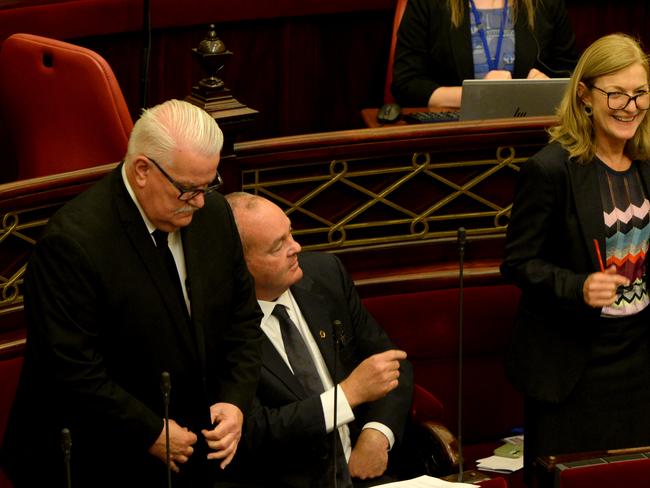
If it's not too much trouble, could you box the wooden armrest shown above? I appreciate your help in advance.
[398,384,459,479]
[416,419,460,476]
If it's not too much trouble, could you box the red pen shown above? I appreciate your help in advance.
[593,238,605,272]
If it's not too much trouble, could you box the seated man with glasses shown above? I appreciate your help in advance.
[2,99,263,488]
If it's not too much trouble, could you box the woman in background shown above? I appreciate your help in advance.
[501,33,650,477]
[392,0,578,109]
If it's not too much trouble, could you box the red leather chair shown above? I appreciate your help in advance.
[383,0,408,104]
[0,33,133,180]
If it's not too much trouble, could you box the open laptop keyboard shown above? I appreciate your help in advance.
[404,111,460,123]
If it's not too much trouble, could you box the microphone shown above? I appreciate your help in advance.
[161,371,172,488]
[457,227,466,481]
[140,0,152,109]
[332,319,344,488]
[61,427,72,488]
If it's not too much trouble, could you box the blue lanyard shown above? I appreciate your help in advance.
[469,0,509,72]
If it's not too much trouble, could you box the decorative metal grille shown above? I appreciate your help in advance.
[242,146,523,250]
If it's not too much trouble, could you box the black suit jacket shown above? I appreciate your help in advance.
[2,166,263,488]
[392,0,578,107]
[501,143,650,402]
[236,253,413,488]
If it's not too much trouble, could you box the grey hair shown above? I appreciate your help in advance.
[224,192,266,252]
[125,99,223,169]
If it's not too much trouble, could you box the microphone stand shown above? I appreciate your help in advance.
[140,0,151,109]
[457,227,466,482]
[161,371,172,488]
[332,319,344,488]
[61,428,72,488]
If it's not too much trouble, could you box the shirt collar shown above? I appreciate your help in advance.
[121,162,157,235]
[258,289,293,322]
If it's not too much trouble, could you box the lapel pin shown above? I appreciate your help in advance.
[319,330,326,339]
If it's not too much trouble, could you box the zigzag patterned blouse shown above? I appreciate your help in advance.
[597,160,650,317]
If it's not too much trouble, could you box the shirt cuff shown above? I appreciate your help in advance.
[362,422,395,450]
[321,385,355,433]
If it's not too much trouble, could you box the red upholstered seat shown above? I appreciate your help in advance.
[0,33,133,180]
[383,0,408,104]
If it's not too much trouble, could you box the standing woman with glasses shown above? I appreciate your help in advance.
[501,33,650,478]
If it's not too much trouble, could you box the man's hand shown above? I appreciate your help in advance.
[340,349,406,408]
[583,265,629,307]
[148,419,197,473]
[202,402,243,469]
[348,429,389,480]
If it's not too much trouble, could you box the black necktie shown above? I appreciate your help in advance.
[272,304,351,487]
[272,304,323,395]
[152,229,187,314]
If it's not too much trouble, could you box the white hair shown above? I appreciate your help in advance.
[125,99,223,169]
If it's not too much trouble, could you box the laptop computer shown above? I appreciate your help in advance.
[458,77,570,121]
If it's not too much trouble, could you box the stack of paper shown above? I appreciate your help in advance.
[476,455,524,473]
[377,475,479,487]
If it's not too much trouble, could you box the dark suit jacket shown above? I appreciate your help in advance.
[236,252,413,488]
[1,165,263,488]
[501,143,650,402]
[392,0,578,107]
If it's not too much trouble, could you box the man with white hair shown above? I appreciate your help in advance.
[2,100,263,488]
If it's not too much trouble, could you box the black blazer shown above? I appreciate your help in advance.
[2,166,263,488]
[392,0,578,107]
[501,143,650,402]
[236,253,414,488]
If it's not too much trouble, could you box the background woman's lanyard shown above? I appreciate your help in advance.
[469,0,509,71]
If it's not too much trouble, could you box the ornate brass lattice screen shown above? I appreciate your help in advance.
[242,146,524,251]
[1,204,62,317]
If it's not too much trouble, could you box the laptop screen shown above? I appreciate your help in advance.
[459,78,570,121]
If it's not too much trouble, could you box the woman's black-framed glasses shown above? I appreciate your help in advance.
[590,85,650,111]
[146,156,223,201]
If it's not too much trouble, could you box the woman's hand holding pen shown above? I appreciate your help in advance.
[583,265,630,307]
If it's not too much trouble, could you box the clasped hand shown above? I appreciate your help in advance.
[202,402,243,469]
[149,402,243,472]
[149,418,197,473]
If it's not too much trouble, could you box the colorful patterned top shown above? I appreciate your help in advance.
[597,160,650,317]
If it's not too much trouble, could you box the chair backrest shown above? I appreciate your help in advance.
[0,33,133,180]
[383,0,409,104]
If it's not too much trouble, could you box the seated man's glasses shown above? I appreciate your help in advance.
[145,156,223,201]
[590,85,650,111]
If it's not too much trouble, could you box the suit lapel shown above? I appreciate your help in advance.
[260,337,307,398]
[181,226,206,370]
[111,168,198,360]
[568,159,605,271]
[290,276,340,381]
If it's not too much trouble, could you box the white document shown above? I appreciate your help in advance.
[374,475,479,487]
[476,455,524,473]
